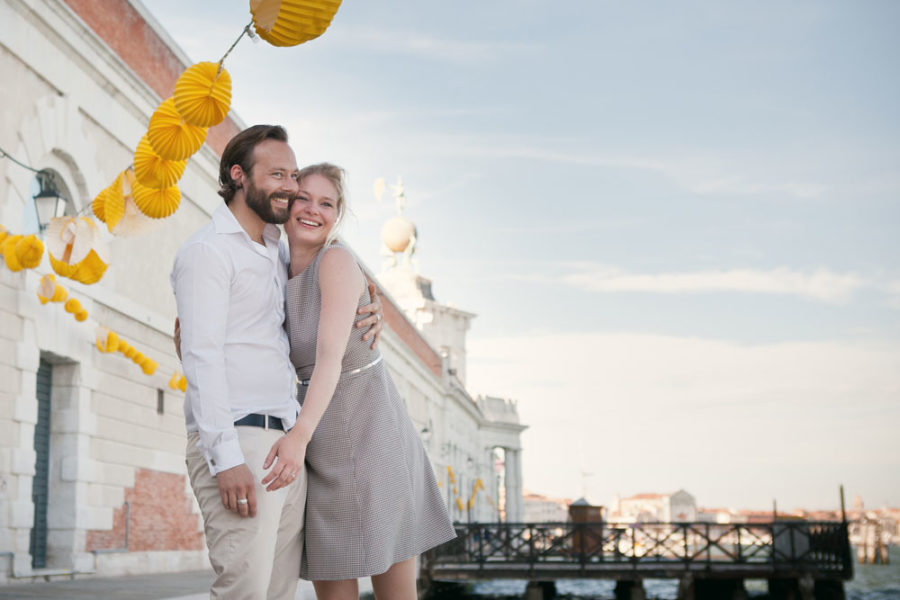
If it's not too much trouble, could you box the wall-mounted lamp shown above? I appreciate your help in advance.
[33,170,67,232]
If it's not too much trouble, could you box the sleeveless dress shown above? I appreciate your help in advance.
[285,243,456,580]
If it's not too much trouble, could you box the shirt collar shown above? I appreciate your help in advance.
[212,203,283,245]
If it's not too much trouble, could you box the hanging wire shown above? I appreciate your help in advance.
[0,146,43,175]
[217,21,254,74]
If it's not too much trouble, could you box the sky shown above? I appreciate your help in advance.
[140,1,900,511]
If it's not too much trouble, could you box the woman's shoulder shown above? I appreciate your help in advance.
[317,243,362,280]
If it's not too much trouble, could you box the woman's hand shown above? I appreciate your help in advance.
[261,430,308,492]
[356,281,384,349]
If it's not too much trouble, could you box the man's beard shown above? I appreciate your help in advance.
[245,177,291,224]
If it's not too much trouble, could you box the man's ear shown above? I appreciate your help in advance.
[230,164,244,188]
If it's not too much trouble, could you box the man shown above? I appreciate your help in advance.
[171,125,381,598]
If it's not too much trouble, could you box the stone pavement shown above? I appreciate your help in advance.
[0,570,372,599]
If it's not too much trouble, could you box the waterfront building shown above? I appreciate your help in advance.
[522,492,572,523]
[608,489,697,523]
[0,0,525,583]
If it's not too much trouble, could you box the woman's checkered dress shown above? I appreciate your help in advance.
[285,244,456,580]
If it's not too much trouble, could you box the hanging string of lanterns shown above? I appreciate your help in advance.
[3,1,345,382]
[95,327,159,376]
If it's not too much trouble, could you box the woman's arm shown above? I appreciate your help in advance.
[261,246,364,491]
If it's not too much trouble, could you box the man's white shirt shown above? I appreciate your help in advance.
[171,203,297,475]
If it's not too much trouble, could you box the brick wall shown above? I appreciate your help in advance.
[62,0,241,155]
[86,468,202,552]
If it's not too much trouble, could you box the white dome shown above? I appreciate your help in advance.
[381,216,415,252]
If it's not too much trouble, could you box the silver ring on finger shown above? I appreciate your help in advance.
[237,498,249,505]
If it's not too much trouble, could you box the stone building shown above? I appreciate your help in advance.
[0,0,524,583]
[608,489,697,523]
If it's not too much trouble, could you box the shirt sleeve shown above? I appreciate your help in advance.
[171,241,244,475]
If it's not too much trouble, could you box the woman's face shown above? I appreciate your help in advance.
[286,173,339,248]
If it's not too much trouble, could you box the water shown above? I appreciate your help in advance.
[466,546,900,599]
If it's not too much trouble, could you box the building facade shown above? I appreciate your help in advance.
[608,489,697,523]
[0,0,524,583]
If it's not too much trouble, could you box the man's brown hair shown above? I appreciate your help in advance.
[218,124,289,204]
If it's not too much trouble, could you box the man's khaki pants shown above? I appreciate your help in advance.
[187,427,307,599]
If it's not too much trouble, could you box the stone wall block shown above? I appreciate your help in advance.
[11,446,35,476]
[0,365,20,395]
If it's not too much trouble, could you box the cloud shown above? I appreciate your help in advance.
[465,332,900,509]
[517,264,865,304]
[331,26,539,63]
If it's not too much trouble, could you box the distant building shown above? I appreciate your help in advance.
[609,490,697,523]
[523,492,571,523]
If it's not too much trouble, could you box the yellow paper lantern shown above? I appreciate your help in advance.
[147,97,208,161]
[46,217,110,285]
[134,135,187,190]
[168,372,181,390]
[2,234,23,271]
[173,62,232,127]
[64,297,82,314]
[74,310,88,322]
[132,180,181,219]
[140,358,158,376]
[250,0,342,47]
[15,235,44,269]
[0,224,7,244]
[97,171,129,232]
[91,186,109,224]
[37,274,68,305]
[95,328,120,353]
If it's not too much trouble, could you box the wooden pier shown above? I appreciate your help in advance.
[423,520,853,600]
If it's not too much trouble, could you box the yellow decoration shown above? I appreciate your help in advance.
[140,358,158,376]
[250,0,343,47]
[64,297,82,314]
[15,235,44,269]
[98,171,128,232]
[46,216,110,284]
[173,62,232,127]
[168,373,187,392]
[147,97,208,161]
[2,234,23,271]
[447,465,455,484]
[91,186,108,223]
[0,224,7,244]
[37,274,68,304]
[456,497,464,512]
[134,135,187,190]
[95,328,120,353]
[474,478,484,491]
[132,180,181,219]
[75,310,88,322]
[467,497,475,510]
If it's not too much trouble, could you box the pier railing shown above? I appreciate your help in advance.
[427,521,853,581]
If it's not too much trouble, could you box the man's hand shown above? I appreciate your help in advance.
[355,282,383,349]
[173,317,182,361]
[261,431,307,492]
[216,464,257,518]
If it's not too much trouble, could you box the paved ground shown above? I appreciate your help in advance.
[0,570,214,600]
[0,571,375,599]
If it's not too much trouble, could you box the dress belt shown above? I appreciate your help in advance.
[298,355,383,386]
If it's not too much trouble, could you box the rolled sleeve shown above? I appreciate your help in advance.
[172,242,243,475]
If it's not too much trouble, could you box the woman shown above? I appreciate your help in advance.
[261,163,455,599]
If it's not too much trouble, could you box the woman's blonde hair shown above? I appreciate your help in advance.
[297,162,348,246]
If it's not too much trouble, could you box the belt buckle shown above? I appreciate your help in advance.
[264,415,270,430]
